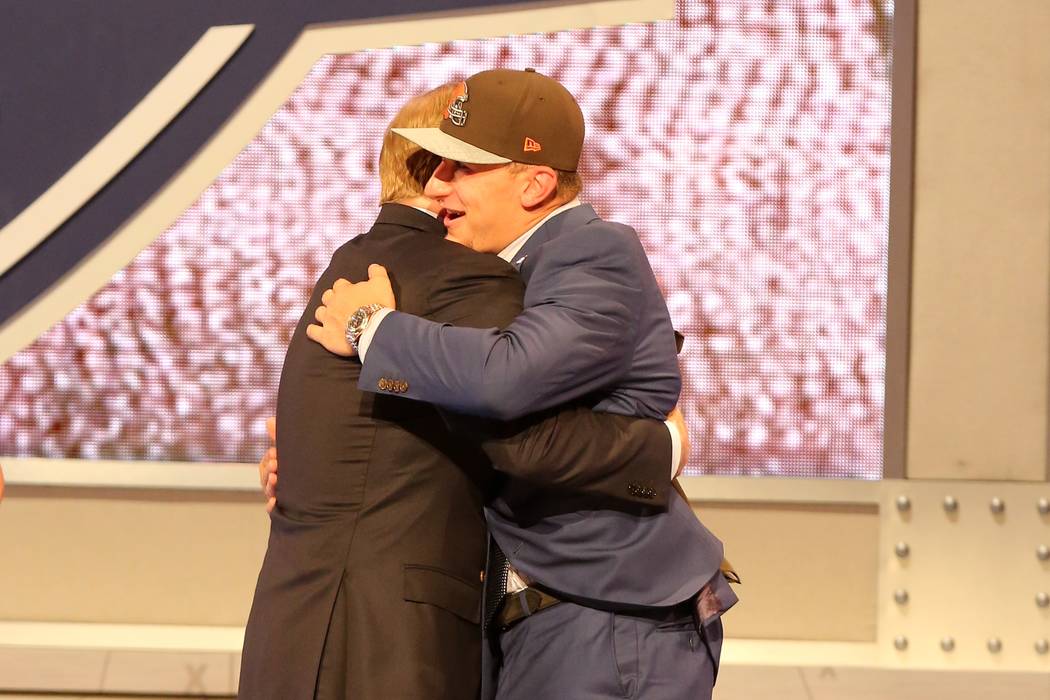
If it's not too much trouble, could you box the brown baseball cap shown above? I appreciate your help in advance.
[393,68,584,172]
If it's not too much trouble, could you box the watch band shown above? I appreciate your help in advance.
[345,303,386,354]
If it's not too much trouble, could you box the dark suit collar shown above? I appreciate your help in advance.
[515,203,600,283]
[375,202,446,236]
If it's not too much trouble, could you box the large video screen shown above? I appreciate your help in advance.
[0,0,892,478]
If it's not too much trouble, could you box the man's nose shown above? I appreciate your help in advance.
[424,159,454,199]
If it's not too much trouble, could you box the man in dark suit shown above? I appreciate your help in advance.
[308,69,737,699]
[239,83,684,699]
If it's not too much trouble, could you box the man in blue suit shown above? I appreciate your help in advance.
[307,68,736,699]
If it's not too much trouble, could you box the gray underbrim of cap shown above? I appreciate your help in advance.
[391,127,511,165]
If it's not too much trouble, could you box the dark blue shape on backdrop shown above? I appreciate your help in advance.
[0,0,535,325]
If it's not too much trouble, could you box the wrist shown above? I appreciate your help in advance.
[665,419,683,479]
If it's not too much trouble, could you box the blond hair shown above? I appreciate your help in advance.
[378,83,457,204]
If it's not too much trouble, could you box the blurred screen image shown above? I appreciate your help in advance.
[0,0,892,479]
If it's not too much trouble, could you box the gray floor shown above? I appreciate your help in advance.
[3,668,1050,700]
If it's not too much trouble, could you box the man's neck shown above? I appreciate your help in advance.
[393,196,440,216]
[497,197,582,263]
[517,198,568,234]
[492,197,570,250]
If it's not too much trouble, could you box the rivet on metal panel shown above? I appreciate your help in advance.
[940,637,955,652]
[894,541,910,558]
[987,637,1002,654]
[943,495,958,513]
[989,497,1005,515]
[893,636,908,651]
[1036,592,1050,608]
[1035,639,1049,655]
[1037,498,1050,516]
[893,589,909,605]
[895,495,911,512]
[1037,544,1050,562]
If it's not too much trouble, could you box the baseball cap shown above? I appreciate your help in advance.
[392,68,585,172]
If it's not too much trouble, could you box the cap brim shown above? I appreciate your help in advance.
[391,127,511,165]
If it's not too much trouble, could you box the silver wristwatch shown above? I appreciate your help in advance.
[345,303,386,354]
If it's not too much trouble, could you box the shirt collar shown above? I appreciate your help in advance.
[409,205,439,218]
[497,198,582,263]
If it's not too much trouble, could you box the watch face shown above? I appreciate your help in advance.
[348,309,366,332]
[346,309,368,348]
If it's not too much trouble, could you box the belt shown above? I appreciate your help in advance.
[496,588,706,630]
[496,586,562,629]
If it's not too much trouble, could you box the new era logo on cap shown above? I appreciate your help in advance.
[523,137,542,152]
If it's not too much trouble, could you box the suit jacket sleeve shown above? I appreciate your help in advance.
[418,252,671,507]
[361,224,648,421]
[447,407,672,508]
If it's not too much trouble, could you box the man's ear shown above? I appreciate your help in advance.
[520,166,559,208]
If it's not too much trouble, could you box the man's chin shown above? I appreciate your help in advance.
[444,233,472,248]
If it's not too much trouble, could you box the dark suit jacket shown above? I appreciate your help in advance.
[238,204,673,699]
[354,205,731,699]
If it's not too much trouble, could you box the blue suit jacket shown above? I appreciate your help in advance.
[361,204,726,608]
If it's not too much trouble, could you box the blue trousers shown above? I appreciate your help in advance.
[495,600,722,699]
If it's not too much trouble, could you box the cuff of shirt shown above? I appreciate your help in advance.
[357,307,395,361]
[664,419,682,479]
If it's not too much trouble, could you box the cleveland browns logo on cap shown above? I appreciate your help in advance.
[445,82,469,127]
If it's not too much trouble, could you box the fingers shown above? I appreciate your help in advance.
[264,472,277,500]
[678,427,691,477]
[266,416,276,442]
[314,305,326,323]
[306,321,353,356]
[321,288,333,305]
[258,447,277,490]
[367,264,396,309]
[667,405,690,478]
[333,278,351,290]
[266,496,276,514]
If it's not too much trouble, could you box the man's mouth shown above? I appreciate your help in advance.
[442,208,465,227]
